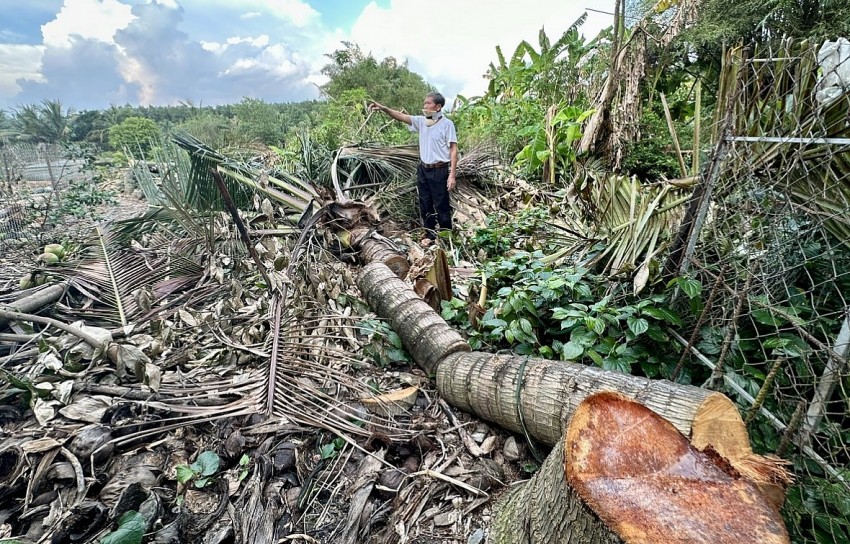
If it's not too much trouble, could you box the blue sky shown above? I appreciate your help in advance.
[0,0,615,112]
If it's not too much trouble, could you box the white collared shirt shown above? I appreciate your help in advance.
[409,115,457,164]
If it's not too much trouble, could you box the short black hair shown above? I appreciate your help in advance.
[426,92,446,108]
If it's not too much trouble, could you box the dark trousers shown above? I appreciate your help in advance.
[417,164,452,239]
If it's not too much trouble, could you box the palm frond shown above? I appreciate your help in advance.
[172,131,254,211]
[724,39,850,248]
[50,226,205,325]
[95,226,127,326]
[547,172,690,282]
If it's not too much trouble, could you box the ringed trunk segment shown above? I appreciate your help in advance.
[356,234,410,279]
[357,263,469,375]
[357,263,790,502]
[436,351,732,446]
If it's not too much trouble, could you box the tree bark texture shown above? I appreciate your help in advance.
[436,350,732,447]
[491,433,623,544]
[0,283,66,328]
[354,230,410,279]
[358,263,469,375]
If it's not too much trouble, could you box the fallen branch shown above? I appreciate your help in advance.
[0,308,105,348]
[0,283,67,328]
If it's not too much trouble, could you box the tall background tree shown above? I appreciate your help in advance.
[11,99,73,143]
[320,41,434,114]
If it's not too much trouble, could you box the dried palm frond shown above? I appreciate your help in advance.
[260,216,419,442]
[49,225,205,326]
[548,172,690,285]
[338,143,505,188]
[455,144,506,182]
[268,312,418,441]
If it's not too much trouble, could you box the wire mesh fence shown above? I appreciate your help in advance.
[0,143,89,251]
[673,40,850,543]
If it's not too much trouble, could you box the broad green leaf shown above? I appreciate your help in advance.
[190,450,220,477]
[627,317,649,336]
[680,278,702,298]
[763,337,790,348]
[388,331,403,349]
[175,465,195,484]
[481,318,507,329]
[570,327,597,346]
[602,357,632,374]
[101,511,145,544]
[584,317,605,335]
[641,306,682,326]
[561,341,584,360]
[587,349,603,366]
[320,443,337,459]
[752,309,783,326]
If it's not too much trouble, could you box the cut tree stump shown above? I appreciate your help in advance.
[355,262,791,540]
[491,392,789,544]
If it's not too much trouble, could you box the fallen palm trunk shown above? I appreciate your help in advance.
[491,391,789,543]
[356,262,790,540]
[358,262,468,375]
[354,229,410,279]
[358,263,736,448]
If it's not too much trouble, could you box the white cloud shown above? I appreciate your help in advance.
[202,34,271,53]
[41,0,136,48]
[193,0,320,28]
[349,0,614,100]
[0,44,46,99]
[251,0,319,27]
[0,0,617,110]
[231,35,270,47]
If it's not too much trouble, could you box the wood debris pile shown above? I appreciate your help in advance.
[0,172,526,543]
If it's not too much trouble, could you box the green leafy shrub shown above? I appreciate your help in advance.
[443,250,699,379]
[620,109,682,181]
[108,116,161,158]
[48,180,116,224]
[359,318,411,367]
[471,207,552,258]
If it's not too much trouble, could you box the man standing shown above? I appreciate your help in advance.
[369,92,458,246]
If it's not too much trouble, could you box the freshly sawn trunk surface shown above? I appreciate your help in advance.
[492,392,789,544]
[356,262,790,543]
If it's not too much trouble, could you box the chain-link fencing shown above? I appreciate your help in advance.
[669,39,850,543]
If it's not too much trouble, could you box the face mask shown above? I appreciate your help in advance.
[423,109,443,126]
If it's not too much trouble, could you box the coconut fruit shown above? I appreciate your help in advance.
[19,274,34,290]
[44,244,66,259]
[38,252,60,264]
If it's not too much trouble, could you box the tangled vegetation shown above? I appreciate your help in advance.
[3,1,850,542]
